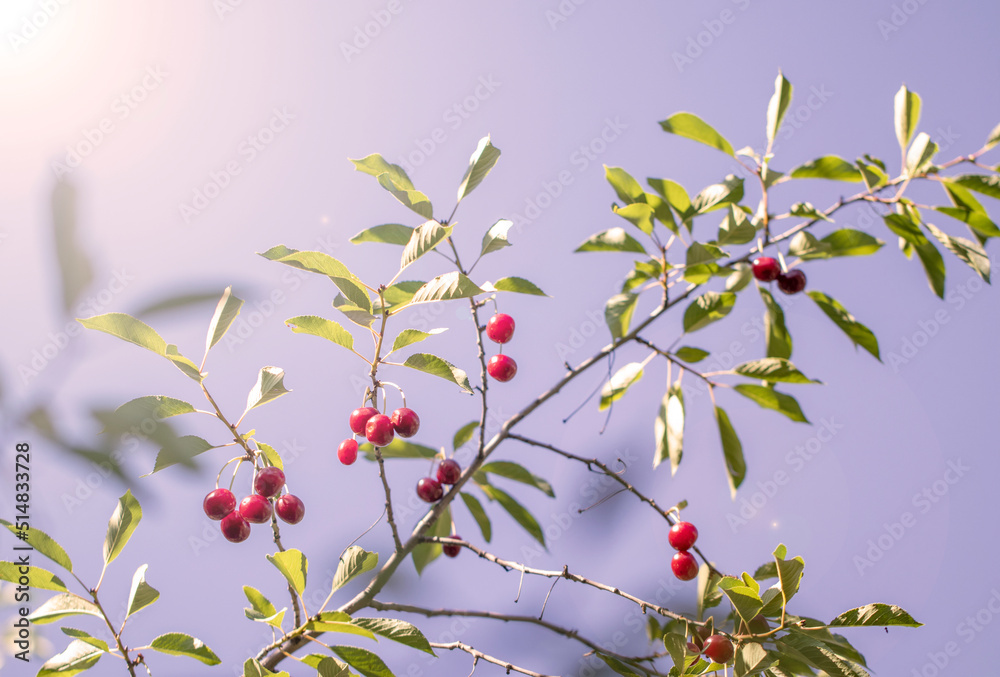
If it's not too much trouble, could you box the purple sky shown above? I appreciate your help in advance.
[2,1,1000,675]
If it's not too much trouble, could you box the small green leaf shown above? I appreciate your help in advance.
[332,276,373,314]
[735,642,771,676]
[663,632,688,674]
[599,362,644,411]
[925,222,991,282]
[457,135,501,202]
[103,489,141,565]
[148,435,217,475]
[460,492,492,542]
[360,438,438,460]
[828,603,921,628]
[985,121,1000,151]
[883,213,946,297]
[894,85,922,151]
[205,286,244,354]
[683,291,737,333]
[78,312,167,354]
[605,166,647,204]
[857,159,889,191]
[257,245,357,281]
[692,175,744,214]
[685,241,728,284]
[719,576,764,625]
[350,224,414,246]
[285,315,354,351]
[243,658,292,677]
[653,383,684,473]
[244,366,291,413]
[0,562,68,592]
[410,272,484,304]
[109,396,196,427]
[37,639,104,676]
[647,178,693,222]
[257,441,283,470]
[718,205,756,245]
[766,71,793,145]
[575,227,647,253]
[935,206,1000,239]
[314,657,350,677]
[776,634,868,677]
[806,291,880,360]
[243,585,285,628]
[331,646,396,677]
[480,219,514,256]
[659,112,735,157]
[126,563,160,618]
[389,328,447,353]
[715,406,745,498]
[789,202,833,222]
[726,262,753,292]
[401,220,452,270]
[734,384,809,423]
[905,132,938,176]
[453,421,479,450]
[816,229,884,258]
[331,546,379,593]
[733,358,820,384]
[0,520,72,571]
[305,619,377,641]
[60,628,110,652]
[350,153,416,189]
[149,633,221,665]
[27,594,103,625]
[773,544,806,609]
[267,549,308,596]
[413,506,450,574]
[789,156,863,182]
[674,346,709,363]
[402,353,472,393]
[482,485,545,546]
[478,461,554,497]
[612,202,655,236]
[493,276,547,296]
[759,288,792,360]
[788,232,831,260]
[605,292,639,340]
[950,174,1000,200]
[377,172,433,219]
[333,294,377,328]
[352,617,436,655]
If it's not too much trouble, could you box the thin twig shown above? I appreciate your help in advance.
[432,641,555,677]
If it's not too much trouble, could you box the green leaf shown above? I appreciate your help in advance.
[806,291,880,360]
[772,544,805,610]
[331,645,396,677]
[245,366,291,413]
[575,227,647,253]
[257,442,283,471]
[163,344,204,382]
[413,506,450,574]
[148,435,216,475]
[126,563,160,618]
[243,585,285,628]
[0,520,72,571]
[60,628,110,652]
[480,219,514,256]
[719,576,764,625]
[314,657,350,677]
[243,658,292,677]
[925,221,991,282]
[266,549,308,596]
[306,618,378,641]
[605,166,647,204]
[766,71,793,145]
[149,633,221,665]
[460,492,492,542]
[597,653,644,676]
[692,175,744,214]
[894,84,922,151]
[647,178,693,222]
[285,315,354,352]
[734,384,809,423]
[685,241,728,284]
[103,489,141,565]
[333,294,377,328]
[0,562,68,592]
[599,362,644,411]
[883,213,946,297]
[659,112,735,157]
[402,353,472,393]
[612,202,655,235]
[674,346,709,363]
[828,603,921,628]
[351,153,417,190]
[410,272,484,304]
[935,206,1000,239]
[950,174,1000,200]
[27,593,103,625]
[332,276,373,314]
[735,642,771,677]
[350,224,414,246]
[815,229,884,258]
[37,639,104,676]
[378,172,433,219]
[733,358,820,384]
[379,281,425,310]
[453,421,479,450]
[400,220,452,270]
[457,135,501,202]
[653,383,684,473]
[360,438,438,460]
[352,618,436,655]
[78,312,167,354]
[390,328,447,353]
[788,232,831,260]
[726,262,754,292]
[759,288,792,360]
[985,121,1000,150]
[683,291,737,333]
[718,205,756,245]
[857,159,889,191]
[715,406,746,498]
[482,485,545,546]
[605,292,639,340]
[109,396,196,427]
[776,634,867,677]
[663,632,688,675]
[331,546,379,594]
[789,202,833,222]
[205,286,244,354]
[258,245,357,281]
[905,132,938,176]
[493,276,547,296]
[644,191,679,233]
[789,156,862,182]
[478,461,554,497]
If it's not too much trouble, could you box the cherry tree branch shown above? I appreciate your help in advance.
[431,641,556,677]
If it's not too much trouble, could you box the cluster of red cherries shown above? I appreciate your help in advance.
[203,466,305,543]
[485,312,517,382]
[752,256,806,294]
[336,404,421,465]
[419,458,464,558]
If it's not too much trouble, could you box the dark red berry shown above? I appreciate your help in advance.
[686,642,701,654]
[254,467,285,498]
[671,551,698,581]
[275,494,305,524]
[366,414,395,447]
[221,512,251,543]
[777,269,807,295]
[390,408,420,438]
[487,354,517,382]
[436,459,461,485]
[338,439,359,465]
[752,256,781,282]
[416,477,444,503]
[239,494,272,524]
[203,488,236,520]
[443,534,462,558]
[703,635,734,664]
[486,313,515,344]
[668,521,699,551]
[349,407,379,435]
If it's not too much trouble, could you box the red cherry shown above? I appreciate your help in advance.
[487,354,517,382]
[777,269,807,295]
[254,467,285,498]
[436,459,461,485]
[366,414,395,447]
[686,642,701,654]
[486,313,515,344]
[275,494,305,525]
[416,477,444,503]
[390,408,420,438]
[338,439,359,465]
[349,407,379,435]
[671,551,698,581]
[703,635,735,664]
[203,488,236,520]
[443,534,462,558]
[221,512,251,543]
[239,494,273,524]
[752,257,781,282]
[668,521,699,551]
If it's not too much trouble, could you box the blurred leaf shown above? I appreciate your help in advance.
[460,492,492,542]
[350,224,414,246]
[950,174,1000,200]
[925,222,991,282]
[27,594,102,625]
[806,291,880,360]
[480,219,514,256]
[605,166,647,204]
[883,213,946,297]
[402,353,472,393]
[413,506,450,574]
[148,435,216,474]
[51,180,94,313]
[453,421,479,450]
[692,175,744,214]
[734,385,809,423]
[683,291,737,333]
[647,178,693,222]
[789,202,833,222]
[457,135,501,202]
[612,202,655,235]
[674,346,709,363]
[103,489,141,565]
[759,288,792,359]
[726,262,753,292]
[60,628,110,653]
[659,112,735,157]
[605,292,639,340]
[286,315,354,351]
[482,485,545,546]
[766,71,793,145]
[37,639,104,675]
[132,289,227,318]
[653,383,684,473]
[110,396,196,428]
[575,227,647,253]
[894,85,922,151]
[78,312,167,354]
[478,461,554,497]
[360,438,438,460]
[149,633,221,665]
[390,328,447,353]
[0,562,68,592]
[905,132,938,176]
[718,204,756,245]
[599,362,644,411]
[789,156,862,182]
[715,406,745,498]
[857,159,888,191]
[776,634,866,677]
